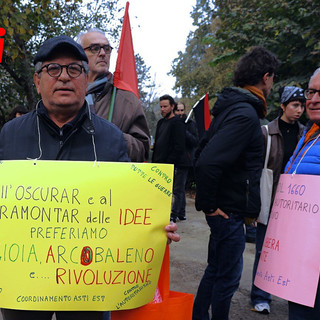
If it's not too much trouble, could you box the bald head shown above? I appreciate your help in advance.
[79,30,112,83]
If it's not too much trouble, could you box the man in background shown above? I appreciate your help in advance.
[152,95,186,222]
[193,46,280,320]
[174,101,198,220]
[7,105,28,121]
[77,28,150,162]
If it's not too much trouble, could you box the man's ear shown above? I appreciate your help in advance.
[33,73,41,95]
[262,72,270,85]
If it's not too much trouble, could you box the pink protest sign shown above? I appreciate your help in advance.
[254,174,320,307]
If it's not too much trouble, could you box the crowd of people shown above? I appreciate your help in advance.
[2,28,320,320]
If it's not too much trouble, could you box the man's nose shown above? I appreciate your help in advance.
[58,67,70,81]
[98,47,106,56]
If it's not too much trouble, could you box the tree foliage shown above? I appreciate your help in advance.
[171,0,320,118]
[135,53,158,139]
[171,0,235,108]
[135,53,157,105]
[0,0,121,120]
[213,0,320,111]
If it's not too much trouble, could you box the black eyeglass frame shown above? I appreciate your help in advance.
[83,44,113,54]
[304,89,320,100]
[37,63,85,78]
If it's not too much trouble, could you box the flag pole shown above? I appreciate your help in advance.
[185,93,206,123]
[185,109,193,123]
[108,86,117,122]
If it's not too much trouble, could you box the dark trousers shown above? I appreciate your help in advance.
[192,213,245,320]
[171,166,189,219]
[250,223,272,305]
[1,309,104,320]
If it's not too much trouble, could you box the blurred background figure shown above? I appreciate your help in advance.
[174,101,198,216]
[8,105,28,121]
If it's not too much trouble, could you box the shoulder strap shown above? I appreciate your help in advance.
[263,125,271,168]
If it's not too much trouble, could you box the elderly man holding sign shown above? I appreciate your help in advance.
[284,68,320,319]
[0,36,179,320]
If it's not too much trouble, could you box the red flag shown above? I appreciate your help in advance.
[0,28,6,63]
[113,2,139,98]
[203,93,211,130]
[193,93,211,139]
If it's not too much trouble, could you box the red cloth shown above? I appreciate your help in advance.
[113,2,139,99]
[193,93,211,139]
[204,93,211,130]
[111,246,194,319]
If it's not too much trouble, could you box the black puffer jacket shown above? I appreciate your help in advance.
[195,87,264,218]
[175,115,199,167]
[152,115,186,165]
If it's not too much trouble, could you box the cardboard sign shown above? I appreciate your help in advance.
[254,174,320,307]
[0,160,173,311]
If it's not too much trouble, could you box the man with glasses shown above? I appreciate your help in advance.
[0,35,179,320]
[77,28,150,162]
[285,68,320,319]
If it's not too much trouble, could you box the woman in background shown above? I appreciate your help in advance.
[251,86,305,314]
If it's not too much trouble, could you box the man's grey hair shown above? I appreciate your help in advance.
[34,61,89,75]
[309,67,320,86]
[76,28,108,46]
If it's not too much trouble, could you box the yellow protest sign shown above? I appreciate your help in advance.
[0,160,173,311]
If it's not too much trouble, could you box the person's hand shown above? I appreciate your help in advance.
[165,221,180,244]
[205,208,229,219]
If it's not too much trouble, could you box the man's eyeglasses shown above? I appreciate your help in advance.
[304,89,320,100]
[37,63,84,78]
[83,44,113,55]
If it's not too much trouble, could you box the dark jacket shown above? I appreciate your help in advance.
[152,115,186,165]
[180,115,198,167]
[195,87,264,218]
[87,75,150,162]
[262,117,304,206]
[0,101,129,162]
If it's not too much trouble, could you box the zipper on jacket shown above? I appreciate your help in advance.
[59,128,64,148]
[285,133,320,173]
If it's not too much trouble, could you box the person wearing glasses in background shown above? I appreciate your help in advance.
[284,68,320,320]
[77,28,150,162]
[250,86,305,315]
[173,101,198,221]
[0,35,180,320]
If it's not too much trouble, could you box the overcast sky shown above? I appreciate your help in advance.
[110,0,196,98]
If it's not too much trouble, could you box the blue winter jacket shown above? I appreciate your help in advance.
[285,122,320,175]
[0,101,130,162]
